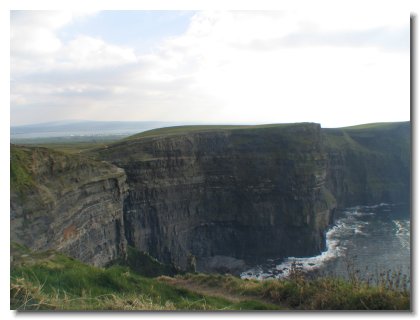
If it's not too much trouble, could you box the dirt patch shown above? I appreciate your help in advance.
[63,225,78,241]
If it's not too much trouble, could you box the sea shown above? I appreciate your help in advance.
[241,203,411,285]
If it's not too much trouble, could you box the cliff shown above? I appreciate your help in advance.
[10,145,128,266]
[95,123,336,272]
[323,122,410,207]
[10,121,410,274]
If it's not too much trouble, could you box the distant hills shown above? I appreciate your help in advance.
[10,120,198,140]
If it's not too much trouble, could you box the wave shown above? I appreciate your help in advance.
[393,219,410,249]
[241,221,348,280]
[346,203,393,211]
[240,204,402,280]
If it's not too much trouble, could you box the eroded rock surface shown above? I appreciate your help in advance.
[10,145,128,266]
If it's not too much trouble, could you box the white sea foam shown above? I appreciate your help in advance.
[347,203,391,211]
[241,222,347,279]
[240,203,406,280]
[343,209,375,217]
[393,219,410,249]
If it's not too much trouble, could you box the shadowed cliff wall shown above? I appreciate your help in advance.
[97,123,336,271]
[324,122,410,207]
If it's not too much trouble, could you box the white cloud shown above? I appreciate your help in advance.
[11,10,136,74]
[10,10,410,127]
[62,35,137,69]
[134,11,409,126]
[11,11,92,57]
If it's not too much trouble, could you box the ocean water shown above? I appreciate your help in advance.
[241,203,410,283]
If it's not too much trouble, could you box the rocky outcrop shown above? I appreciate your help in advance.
[10,145,128,267]
[96,123,336,272]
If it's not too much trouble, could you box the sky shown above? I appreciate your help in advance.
[10,9,410,128]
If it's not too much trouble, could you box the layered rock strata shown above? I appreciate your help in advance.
[10,145,128,266]
[97,123,336,271]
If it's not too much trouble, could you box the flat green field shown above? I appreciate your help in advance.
[11,136,124,154]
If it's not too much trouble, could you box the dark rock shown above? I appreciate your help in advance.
[324,122,410,207]
[10,145,128,266]
[96,123,336,271]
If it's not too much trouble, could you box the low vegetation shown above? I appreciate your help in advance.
[107,245,179,277]
[175,269,410,310]
[11,136,122,154]
[10,244,279,311]
[10,244,410,311]
[10,146,34,194]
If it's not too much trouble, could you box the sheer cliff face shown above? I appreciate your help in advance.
[324,122,410,208]
[10,122,410,273]
[97,124,336,270]
[10,146,128,267]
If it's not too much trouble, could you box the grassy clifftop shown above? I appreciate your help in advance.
[10,144,125,194]
[124,123,304,140]
[324,121,410,153]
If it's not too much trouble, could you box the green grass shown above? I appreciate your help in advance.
[10,244,410,310]
[25,142,113,154]
[107,245,179,277]
[10,245,279,311]
[180,272,410,310]
[339,121,409,131]
[125,123,304,140]
[10,146,34,194]
[12,138,122,155]
[324,121,410,150]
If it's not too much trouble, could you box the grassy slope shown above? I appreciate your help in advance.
[11,245,409,311]
[10,245,279,311]
[10,146,35,194]
[339,122,408,131]
[10,144,123,194]
[323,121,410,150]
[171,272,410,311]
